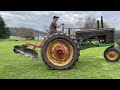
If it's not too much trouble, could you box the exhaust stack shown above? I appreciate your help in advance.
[97,20,99,29]
[101,16,104,28]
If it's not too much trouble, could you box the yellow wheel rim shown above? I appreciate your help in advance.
[106,50,118,61]
[46,39,74,66]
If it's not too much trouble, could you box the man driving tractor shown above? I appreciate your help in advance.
[49,16,64,35]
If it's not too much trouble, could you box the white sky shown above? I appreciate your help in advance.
[0,11,120,31]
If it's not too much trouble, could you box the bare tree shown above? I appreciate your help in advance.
[76,16,110,29]
[84,17,96,29]
[115,30,120,42]
[98,22,110,28]
[34,32,40,40]
[15,27,35,39]
[76,17,85,28]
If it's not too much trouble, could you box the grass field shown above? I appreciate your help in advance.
[0,39,120,79]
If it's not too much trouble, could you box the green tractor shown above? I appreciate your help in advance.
[13,16,120,70]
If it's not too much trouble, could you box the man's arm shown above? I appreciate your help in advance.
[56,23,64,28]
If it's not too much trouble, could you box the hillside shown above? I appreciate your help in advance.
[9,27,47,37]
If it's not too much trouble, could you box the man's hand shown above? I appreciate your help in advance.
[61,23,64,25]
[57,23,64,28]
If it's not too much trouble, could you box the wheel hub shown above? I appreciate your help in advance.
[109,53,115,57]
[107,50,118,60]
[57,50,63,55]
[53,45,66,59]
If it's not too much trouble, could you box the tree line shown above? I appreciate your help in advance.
[76,16,110,29]
[115,30,120,42]
[10,27,41,39]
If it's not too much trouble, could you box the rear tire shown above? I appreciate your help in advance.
[41,33,80,70]
[104,47,120,62]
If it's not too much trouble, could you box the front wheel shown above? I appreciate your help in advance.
[104,47,120,62]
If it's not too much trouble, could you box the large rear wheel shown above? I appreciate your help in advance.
[41,33,80,70]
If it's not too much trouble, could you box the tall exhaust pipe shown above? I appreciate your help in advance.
[62,24,64,32]
[101,16,104,28]
[97,20,99,29]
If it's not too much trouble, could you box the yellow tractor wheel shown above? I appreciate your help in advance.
[41,33,80,70]
[104,47,120,62]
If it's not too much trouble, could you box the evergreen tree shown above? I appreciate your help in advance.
[0,16,11,39]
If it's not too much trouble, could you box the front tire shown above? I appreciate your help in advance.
[104,47,120,62]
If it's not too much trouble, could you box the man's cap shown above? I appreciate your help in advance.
[53,16,59,19]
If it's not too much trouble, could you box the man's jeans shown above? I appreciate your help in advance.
[49,31,57,35]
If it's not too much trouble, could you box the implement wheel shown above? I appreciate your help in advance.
[41,33,80,70]
[104,47,120,62]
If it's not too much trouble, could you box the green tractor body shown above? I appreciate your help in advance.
[40,16,120,70]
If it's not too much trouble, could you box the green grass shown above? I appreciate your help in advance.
[0,39,120,79]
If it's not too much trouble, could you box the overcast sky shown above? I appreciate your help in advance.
[0,11,120,31]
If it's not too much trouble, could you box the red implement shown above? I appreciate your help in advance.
[26,36,47,49]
